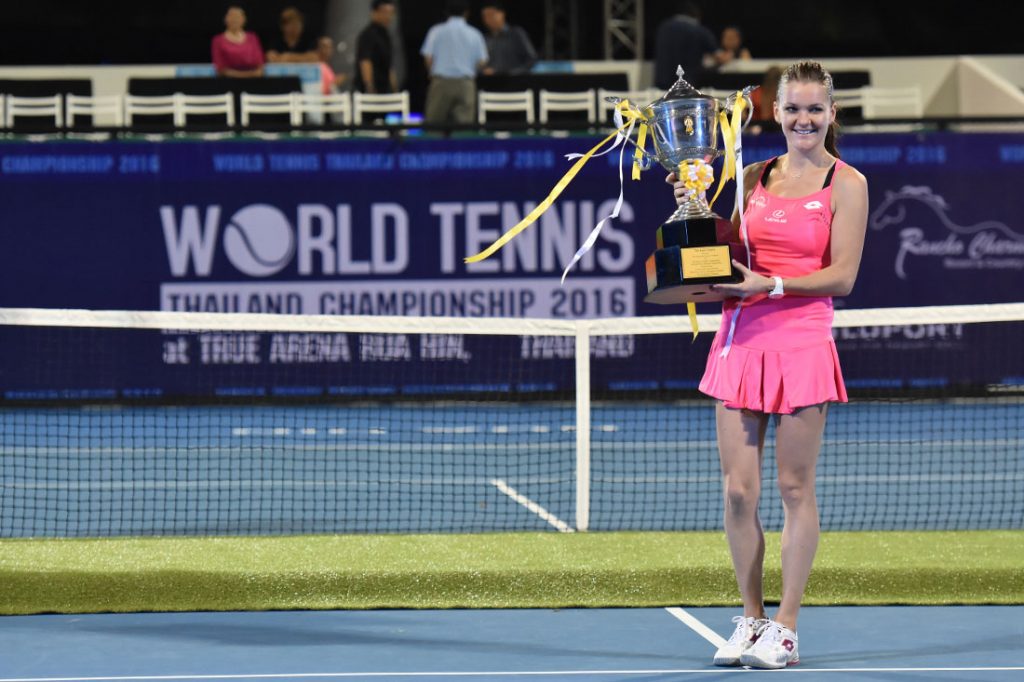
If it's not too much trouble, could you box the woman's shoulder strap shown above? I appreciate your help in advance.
[758,156,778,188]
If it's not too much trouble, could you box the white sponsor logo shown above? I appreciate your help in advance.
[751,195,768,209]
[803,200,823,210]
[834,322,965,352]
[222,204,295,277]
[764,209,788,224]
[870,186,1024,279]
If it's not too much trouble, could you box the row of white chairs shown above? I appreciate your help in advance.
[480,85,924,125]
[1,85,924,131]
[478,88,664,125]
[0,91,412,129]
[832,86,923,119]
[700,86,924,118]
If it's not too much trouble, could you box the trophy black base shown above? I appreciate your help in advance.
[644,216,740,305]
[644,280,734,304]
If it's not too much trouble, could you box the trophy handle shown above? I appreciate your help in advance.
[723,86,759,130]
[616,131,653,170]
[604,95,654,170]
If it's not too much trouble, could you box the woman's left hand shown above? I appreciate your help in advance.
[710,260,774,298]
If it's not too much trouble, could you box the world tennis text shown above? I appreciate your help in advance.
[159,200,635,278]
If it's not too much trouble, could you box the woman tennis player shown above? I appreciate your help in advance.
[669,60,869,669]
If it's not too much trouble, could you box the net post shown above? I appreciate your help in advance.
[574,323,591,532]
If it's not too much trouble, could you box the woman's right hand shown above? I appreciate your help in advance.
[665,172,688,206]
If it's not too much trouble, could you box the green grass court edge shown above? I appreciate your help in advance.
[1,530,1021,615]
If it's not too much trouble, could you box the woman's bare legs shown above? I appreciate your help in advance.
[773,403,828,631]
[716,402,769,619]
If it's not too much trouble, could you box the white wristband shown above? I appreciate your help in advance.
[769,276,785,299]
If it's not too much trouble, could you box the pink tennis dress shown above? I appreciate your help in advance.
[699,157,849,414]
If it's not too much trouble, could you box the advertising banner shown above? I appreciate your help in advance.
[1,133,1020,398]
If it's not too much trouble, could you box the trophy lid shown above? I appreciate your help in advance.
[656,66,715,103]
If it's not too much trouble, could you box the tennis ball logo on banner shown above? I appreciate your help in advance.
[222,205,295,277]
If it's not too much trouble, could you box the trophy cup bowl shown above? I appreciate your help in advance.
[637,75,754,305]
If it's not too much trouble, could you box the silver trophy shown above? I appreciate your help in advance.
[618,68,755,303]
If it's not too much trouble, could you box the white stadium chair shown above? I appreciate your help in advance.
[180,93,235,127]
[294,92,352,126]
[834,86,922,119]
[239,93,297,127]
[353,91,410,125]
[124,94,184,127]
[538,89,596,125]
[4,94,63,129]
[65,94,124,128]
[862,86,923,118]
[477,90,534,124]
[597,88,655,122]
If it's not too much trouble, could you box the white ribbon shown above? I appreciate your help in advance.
[719,131,752,358]
[560,105,638,284]
[564,105,632,161]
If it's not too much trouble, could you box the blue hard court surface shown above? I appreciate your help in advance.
[1,606,1023,681]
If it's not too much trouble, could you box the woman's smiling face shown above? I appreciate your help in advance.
[774,81,835,152]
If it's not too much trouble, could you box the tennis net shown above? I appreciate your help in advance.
[1,303,1021,537]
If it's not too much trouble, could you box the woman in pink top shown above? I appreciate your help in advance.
[668,61,868,669]
[211,6,265,78]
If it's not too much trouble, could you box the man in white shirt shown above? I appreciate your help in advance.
[420,0,488,125]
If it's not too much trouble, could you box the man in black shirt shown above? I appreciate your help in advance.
[653,1,717,89]
[480,2,537,76]
[266,6,319,63]
[354,0,398,93]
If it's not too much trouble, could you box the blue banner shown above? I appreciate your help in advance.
[0,133,1021,399]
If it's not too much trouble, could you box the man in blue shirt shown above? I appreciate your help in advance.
[420,0,488,125]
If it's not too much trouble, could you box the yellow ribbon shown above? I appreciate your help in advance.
[676,159,714,196]
[709,92,748,210]
[686,301,698,340]
[632,122,648,180]
[688,92,746,340]
[465,101,645,264]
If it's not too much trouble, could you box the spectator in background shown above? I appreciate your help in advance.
[653,1,717,89]
[266,6,319,63]
[317,37,347,93]
[751,65,783,121]
[420,0,488,125]
[714,26,752,67]
[354,0,398,94]
[480,2,537,76]
[211,6,264,78]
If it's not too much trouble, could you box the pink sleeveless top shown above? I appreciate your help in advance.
[699,158,849,414]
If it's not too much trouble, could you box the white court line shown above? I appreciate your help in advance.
[489,478,574,533]
[4,667,1024,680]
[664,607,727,648]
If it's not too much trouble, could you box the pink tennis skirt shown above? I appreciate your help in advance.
[699,297,848,414]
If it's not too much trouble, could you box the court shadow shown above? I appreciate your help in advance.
[810,633,1023,666]
[76,621,691,663]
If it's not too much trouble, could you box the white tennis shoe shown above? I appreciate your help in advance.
[712,615,768,666]
[739,619,799,668]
